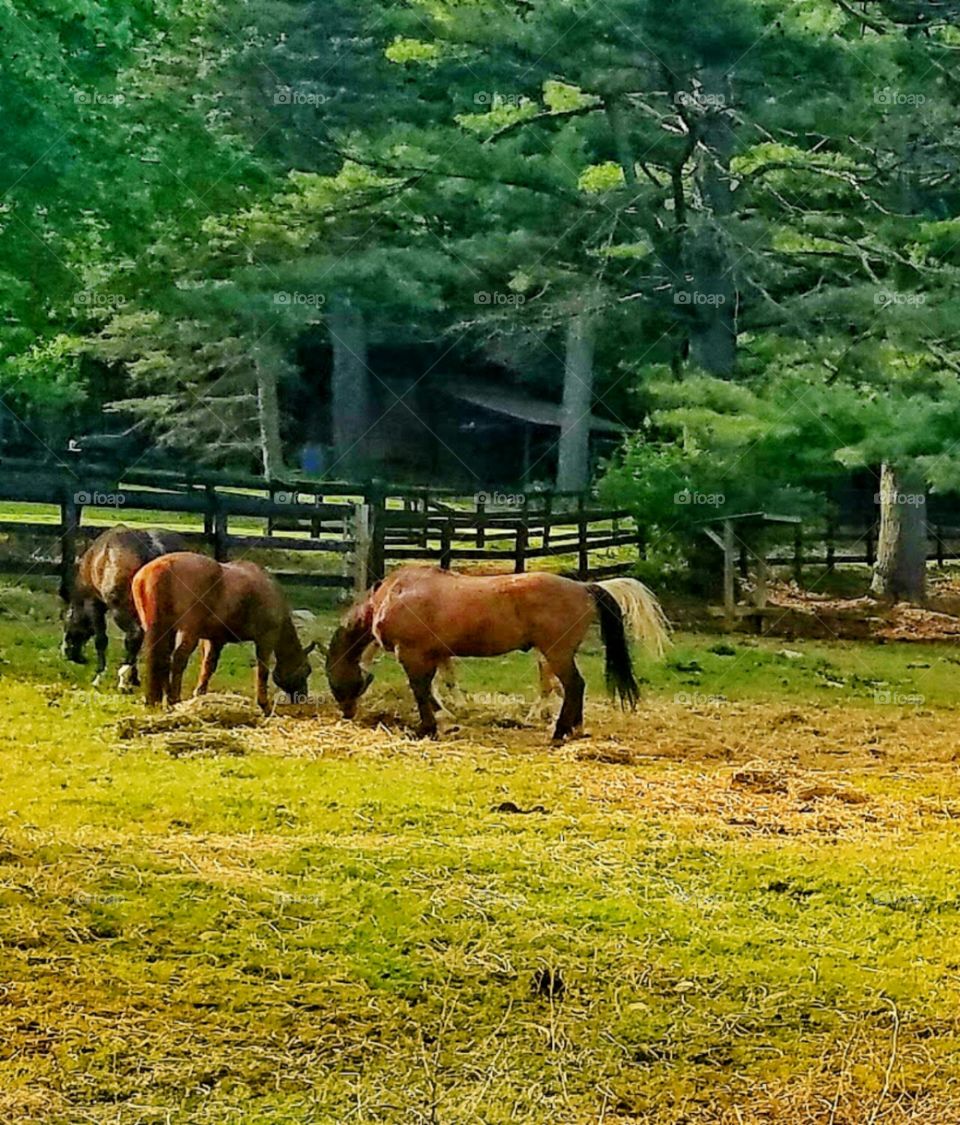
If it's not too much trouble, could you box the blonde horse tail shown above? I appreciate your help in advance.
[595,578,670,659]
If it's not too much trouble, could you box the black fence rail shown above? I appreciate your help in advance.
[0,460,643,594]
[767,521,960,572]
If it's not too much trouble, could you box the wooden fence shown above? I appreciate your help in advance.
[0,460,642,595]
[766,521,960,572]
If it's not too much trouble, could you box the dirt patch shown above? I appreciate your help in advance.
[699,574,960,642]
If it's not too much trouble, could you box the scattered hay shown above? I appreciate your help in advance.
[795,781,869,804]
[160,730,248,758]
[731,763,789,794]
[116,693,263,740]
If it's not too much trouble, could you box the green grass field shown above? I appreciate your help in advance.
[3,580,960,1123]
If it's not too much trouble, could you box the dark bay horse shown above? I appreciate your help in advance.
[131,552,315,710]
[60,526,188,689]
[326,566,669,741]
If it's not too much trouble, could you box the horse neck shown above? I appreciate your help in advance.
[332,603,375,667]
[275,615,305,669]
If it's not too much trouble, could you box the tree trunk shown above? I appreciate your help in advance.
[870,462,927,602]
[556,309,595,492]
[329,299,374,476]
[687,65,738,377]
[253,346,284,479]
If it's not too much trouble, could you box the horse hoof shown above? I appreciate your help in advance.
[92,673,104,688]
[116,666,136,693]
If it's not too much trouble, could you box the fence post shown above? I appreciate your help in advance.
[366,480,386,584]
[204,485,216,542]
[351,501,371,594]
[543,492,553,553]
[577,494,588,580]
[213,507,229,562]
[60,489,81,596]
[514,522,529,573]
[826,519,836,574]
[440,519,453,570]
[476,492,486,549]
[793,525,803,584]
[937,524,945,568]
[866,523,876,568]
[636,522,647,562]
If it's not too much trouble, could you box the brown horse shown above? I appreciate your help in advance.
[60,525,188,689]
[131,552,315,710]
[326,566,669,741]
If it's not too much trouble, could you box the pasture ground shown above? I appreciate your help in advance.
[2,580,960,1123]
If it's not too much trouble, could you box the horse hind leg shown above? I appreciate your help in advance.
[525,651,563,725]
[543,652,585,744]
[143,624,175,707]
[91,602,109,686]
[435,657,465,715]
[194,641,223,697]
[168,632,199,706]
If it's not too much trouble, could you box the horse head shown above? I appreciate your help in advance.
[61,598,96,664]
[325,625,373,719]
[273,639,317,703]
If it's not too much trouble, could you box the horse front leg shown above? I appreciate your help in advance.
[400,652,440,738]
[254,643,272,712]
[114,608,143,692]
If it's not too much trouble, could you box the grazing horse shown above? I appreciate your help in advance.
[60,526,188,689]
[131,552,315,710]
[326,566,669,741]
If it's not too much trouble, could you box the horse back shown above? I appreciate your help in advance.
[371,566,591,657]
[78,525,189,608]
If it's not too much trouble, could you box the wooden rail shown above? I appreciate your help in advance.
[0,461,644,594]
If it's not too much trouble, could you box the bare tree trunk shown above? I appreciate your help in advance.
[870,462,927,602]
[687,65,737,377]
[329,299,374,476]
[556,309,595,492]
[253,346,285,479]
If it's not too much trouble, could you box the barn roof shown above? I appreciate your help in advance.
[445,384,628,434]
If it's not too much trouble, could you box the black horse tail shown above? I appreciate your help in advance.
[587,584,640,710]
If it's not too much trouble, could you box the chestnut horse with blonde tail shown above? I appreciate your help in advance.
[132,553,315,710]
[326,566,669,741]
